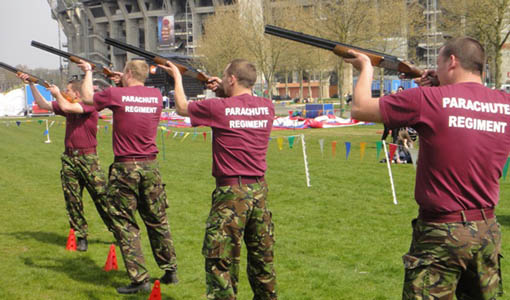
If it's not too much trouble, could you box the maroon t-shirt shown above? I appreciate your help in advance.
[379,82,510,214]
[52,101,98,149]
[93,86,162,157]
[188,94,274,177]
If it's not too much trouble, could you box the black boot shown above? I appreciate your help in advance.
[160,270,179,284]
[116,280,151,294]
[77,238,88,252]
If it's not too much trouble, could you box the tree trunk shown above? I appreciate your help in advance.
[337,62,344,117]
[307,71,313,101]
[319,69,323,102]
[285,70,289,98]
[299,69,304,101]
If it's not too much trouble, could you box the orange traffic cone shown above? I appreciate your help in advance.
[104,244,119,271]
[66,228,77,251]
[148,280,161,300]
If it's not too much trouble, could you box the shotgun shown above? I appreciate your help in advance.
[104,37,210,83]
[264,25,424,78]
[31,40,117,78]
[0,62,79,102]
[0,62,51,87]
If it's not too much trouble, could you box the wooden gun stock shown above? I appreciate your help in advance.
[104,37,210,83]
[31,40,116,77]
[265,25,424,79]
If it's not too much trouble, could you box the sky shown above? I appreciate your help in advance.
[0,1,66,69]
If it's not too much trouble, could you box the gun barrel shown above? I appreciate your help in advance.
[264,25,394,59]
[0,62,18,74]
[105,37,157,60]
[31,40,71,59]
[31,40,102,70]
[105,37,210,82]
[0,62,50,87]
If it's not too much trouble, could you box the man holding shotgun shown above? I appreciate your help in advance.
[77,59,178,294]
[159,59,277,300]
[16,73,112,252]
[345,37,510,299]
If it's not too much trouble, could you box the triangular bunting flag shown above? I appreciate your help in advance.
[360,142,366,160]
[276,137,283,150]
[319,139,324,156]
[16,121,21,127]
[388,143,398,163]
[288,136,295,149]
[38,120,43,125]
[503,157,510,180]
[376,141,382,160]
[181,132,190,142]
[345,142,351,160]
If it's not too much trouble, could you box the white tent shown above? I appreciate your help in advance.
[0,88,25,117]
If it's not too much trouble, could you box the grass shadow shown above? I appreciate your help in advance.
[4,230,113,247]
[21,254,123,286]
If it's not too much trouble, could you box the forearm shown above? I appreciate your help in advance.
[55,93,84,114]
[350,66,382,122]
[30,84,53,111]
[81,70,94,105]
[174,75,189,116]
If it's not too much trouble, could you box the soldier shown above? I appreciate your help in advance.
[159,59,277,300]
[79,59,178,294]
[17,73,112,252]
[345,37,509,299]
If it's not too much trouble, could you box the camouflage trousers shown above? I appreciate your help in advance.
[402,217,503,300]
[203,180,277,300]
[107,160,177,283]
[60,153,112,238]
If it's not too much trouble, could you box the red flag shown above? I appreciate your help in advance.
[388,143,398,163]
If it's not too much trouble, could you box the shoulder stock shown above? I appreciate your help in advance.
[333,45,385,66]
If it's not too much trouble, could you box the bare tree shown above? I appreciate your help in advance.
[442,0,510,88]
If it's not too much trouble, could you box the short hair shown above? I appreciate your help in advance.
[225,59,257,88]
[124,59,149,82]
[440,37,485,75]
[67,79,82,94]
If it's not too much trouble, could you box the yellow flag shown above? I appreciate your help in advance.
[181,132,190,142]
[277,137,284,150]
[360,142,366,160]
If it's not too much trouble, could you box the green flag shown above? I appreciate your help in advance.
[376,141,382,160]
[288,136,295,148]
[503,157,510,180]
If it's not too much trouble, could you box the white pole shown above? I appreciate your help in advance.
[44,119,51,144]
[300,134,311,187]
[382,140,397,204]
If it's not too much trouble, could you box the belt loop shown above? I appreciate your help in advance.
[481,208,488,224]
[460,211,467,225]
[238,176,242,186]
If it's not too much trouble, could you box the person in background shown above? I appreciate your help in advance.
[17,73,112,252]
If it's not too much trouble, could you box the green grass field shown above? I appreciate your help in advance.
[1,116,509,300]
